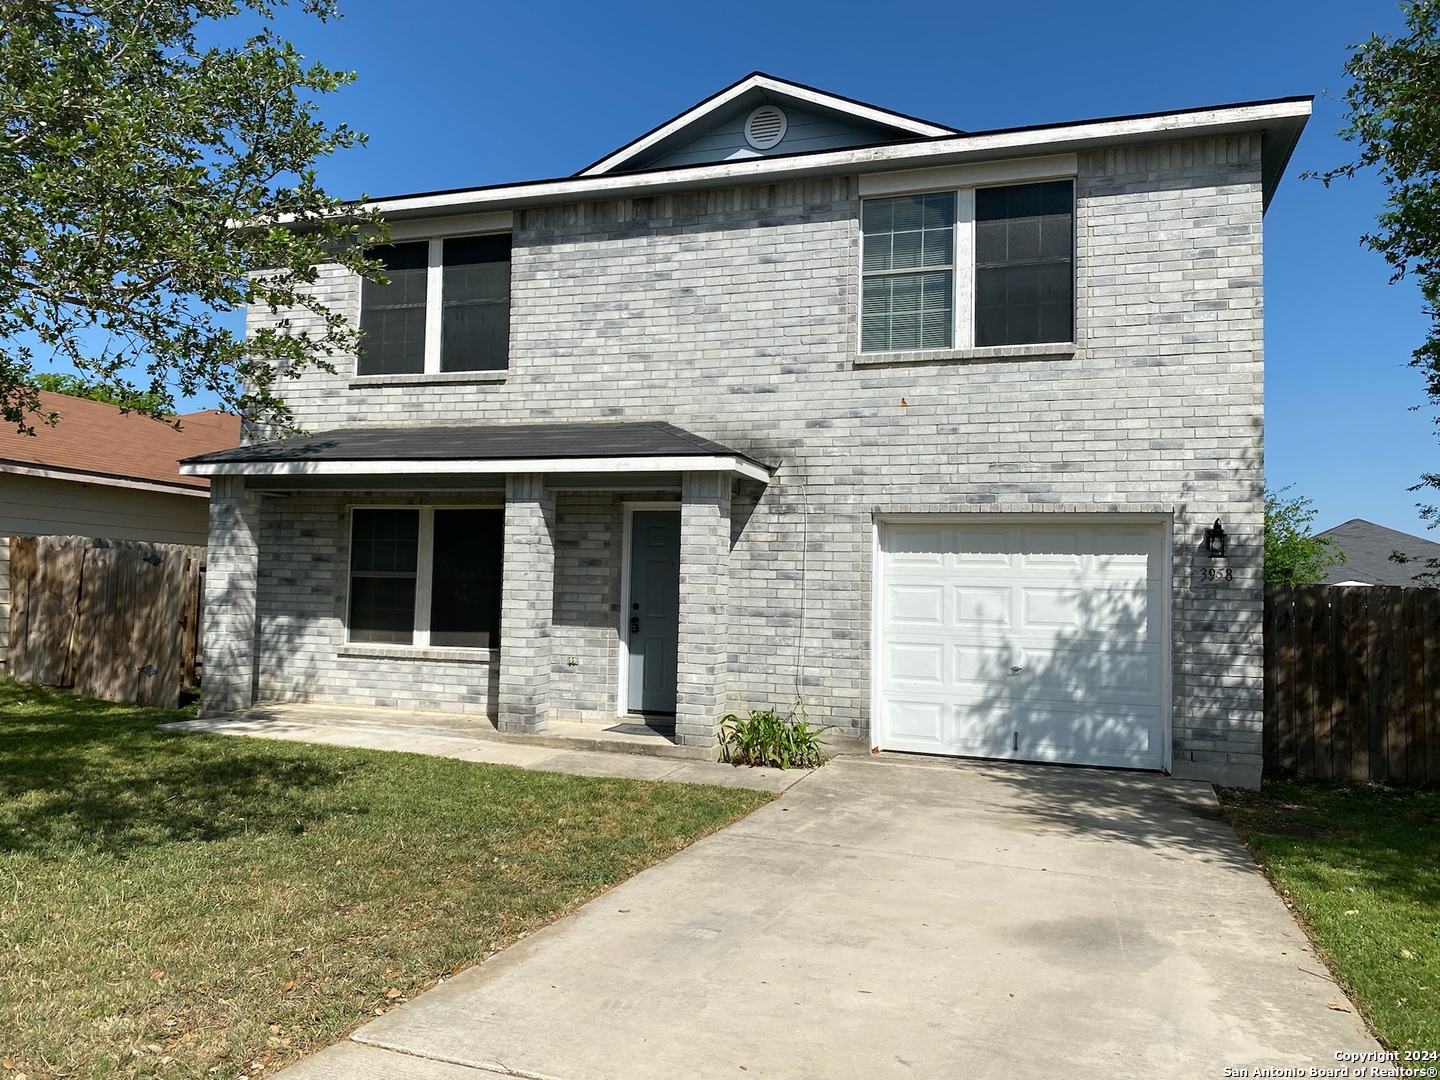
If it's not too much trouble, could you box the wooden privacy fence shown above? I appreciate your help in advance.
[7,536,204,708]
[1265,584,1440,784]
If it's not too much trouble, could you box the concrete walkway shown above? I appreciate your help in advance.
[271,754,1376,1080]
[161,706,806,793]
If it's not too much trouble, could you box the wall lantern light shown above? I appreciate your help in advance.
[1203,518,1227,559]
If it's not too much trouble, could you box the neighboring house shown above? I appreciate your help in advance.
[1317,518,1440,587]
[183,73,1311,789]
[1,390,241,668]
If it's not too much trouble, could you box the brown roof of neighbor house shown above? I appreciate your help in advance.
[0,391,242,494]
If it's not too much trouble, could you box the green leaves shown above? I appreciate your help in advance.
[0,0,384,432]
[1318,3,1440,519]
[1264,486,1346,585]
[720,704,832,770]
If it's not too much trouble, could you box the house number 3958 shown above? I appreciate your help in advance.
[1195,567,1233,582]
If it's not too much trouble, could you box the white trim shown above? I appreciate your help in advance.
[1160,517,1174,775]
[869,516,883,751]
[954,188,976,351]
[870,513,1173,771]
[423,240,443,375]
[0,461,210,497]
[580,74,954,177]
[351,99,1310,219]
[184,454,774,483]
[414,507,436,646]
[382,212,512,243]
[859,154,1078,199]
[616,500,682,717]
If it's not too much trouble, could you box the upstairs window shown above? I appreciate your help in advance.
[358,234,512,376]
[861,193,956,352]
[975,181,1073,347]
[860,180,1074,353]
[442,235,511,372]
[358,243,428,375]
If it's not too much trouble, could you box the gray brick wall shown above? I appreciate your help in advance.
[251,490,501,715]
[226,135,1267,785]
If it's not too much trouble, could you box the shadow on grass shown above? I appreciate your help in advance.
[0,680,354,856]
[1223,780,1440,909]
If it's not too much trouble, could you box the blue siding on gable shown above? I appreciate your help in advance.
[628,104,904,172]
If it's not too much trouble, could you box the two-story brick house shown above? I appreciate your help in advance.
[183,74,1310,789]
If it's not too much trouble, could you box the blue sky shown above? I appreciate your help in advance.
[244,0,1430,534]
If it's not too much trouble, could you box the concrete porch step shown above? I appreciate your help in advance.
[179,703,720,762]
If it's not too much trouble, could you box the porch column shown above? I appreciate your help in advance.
[675,471,731,747]
[200,475,262,716]
[498,473,555,733]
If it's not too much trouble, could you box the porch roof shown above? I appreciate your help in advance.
[179,421,774,484]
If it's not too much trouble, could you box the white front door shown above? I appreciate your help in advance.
[877,520,1167,769]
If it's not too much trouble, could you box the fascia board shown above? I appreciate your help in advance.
[361,99,1313,221]
[0,460,209,496]
[181,455,774,484]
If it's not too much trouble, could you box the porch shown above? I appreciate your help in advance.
[181,422,773,749]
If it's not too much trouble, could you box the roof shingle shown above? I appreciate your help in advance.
[2,391,241,492]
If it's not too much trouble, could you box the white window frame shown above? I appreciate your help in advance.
[359,231,510,377]
[345,503,503,649]
[856,155,1078,355]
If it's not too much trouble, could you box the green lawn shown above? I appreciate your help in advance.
[0,680,771,1079]
[1219,778,1440,1050]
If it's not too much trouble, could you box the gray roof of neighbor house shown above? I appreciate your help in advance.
[1317,518,1440,586]
[180,422,773,483]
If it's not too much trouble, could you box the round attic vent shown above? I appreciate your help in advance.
[744,105,788,150]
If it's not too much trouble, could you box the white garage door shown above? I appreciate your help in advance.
[877,520,1167,769]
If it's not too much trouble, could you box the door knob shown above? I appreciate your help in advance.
[630,617,640,634]
[1010,666,1022,674]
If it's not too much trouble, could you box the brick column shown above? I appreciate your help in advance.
[675,472,731,748]
[200,475,262,716]
[498,473,555,733]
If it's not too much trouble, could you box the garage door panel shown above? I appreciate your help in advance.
[887,642,945,684]
[952,642,1013,684]
[947,703,1016,757]
[1019,527,1085,567]
[1017,644,1159,697]
[884,525,948,563]
[884,701,946,750]
[955,586,1012,629]
[887,584,945,626]
[1081,585,1151,637]
[1022,708,1158,765]
[951,527,1015,565]
[1020,587,1085,631]
[879,520,1167,770]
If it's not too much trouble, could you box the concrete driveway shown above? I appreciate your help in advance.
[280,755,1378,1080]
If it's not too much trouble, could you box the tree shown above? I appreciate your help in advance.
[1319,3,1440,520]
[29,370,167,411]
[0,0,382,434]
[1263,487,1346,585]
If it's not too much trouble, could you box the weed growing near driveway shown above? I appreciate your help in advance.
[0,680,771,1078]
[1220,779,1440,1050]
